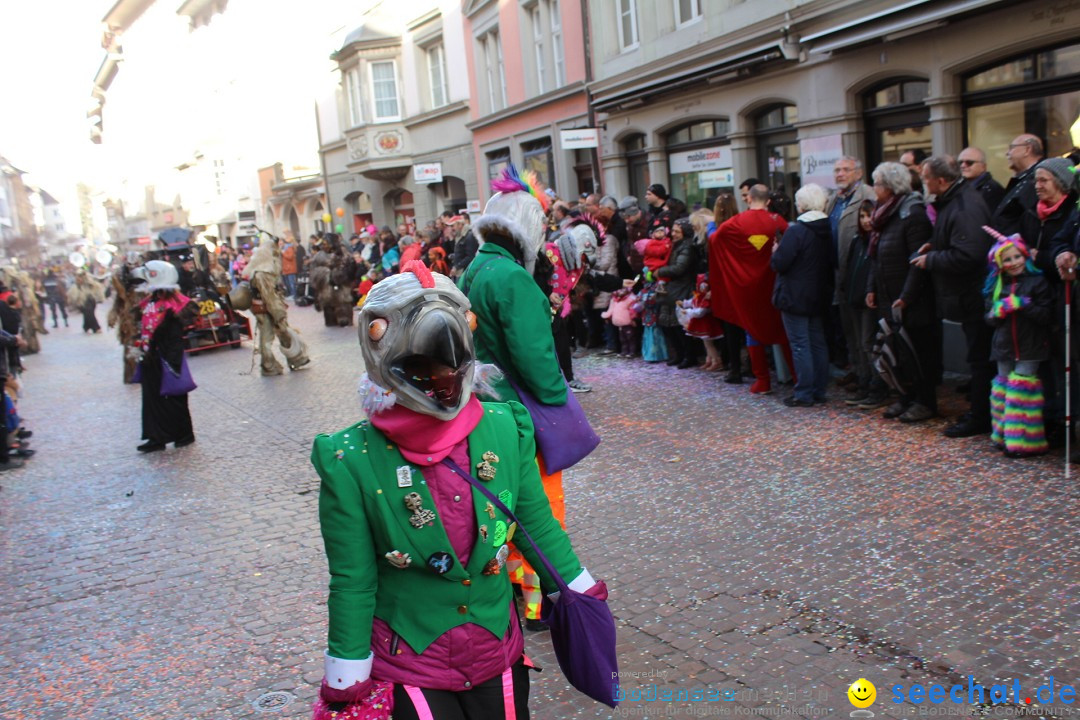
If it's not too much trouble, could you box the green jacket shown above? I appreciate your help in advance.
[312,401,582,659]
[459,243,567,406]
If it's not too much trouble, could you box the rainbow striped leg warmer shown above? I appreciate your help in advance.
[1002,372,1048,456]
[990,374,1007,448]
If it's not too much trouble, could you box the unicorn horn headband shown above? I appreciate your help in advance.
[983,225,1030,264]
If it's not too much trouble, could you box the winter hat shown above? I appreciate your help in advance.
[618,196,640,213]
[646,183,669,201]
[1035,157,1077,194]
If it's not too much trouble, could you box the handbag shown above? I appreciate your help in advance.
[505,375,600,473]
[441,458,619,708]
[160,354,197,396]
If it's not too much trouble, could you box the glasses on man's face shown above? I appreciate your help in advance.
[958,159,980,166]
[1007,143,1029,151]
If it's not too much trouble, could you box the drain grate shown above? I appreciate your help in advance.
[253,691,295,712]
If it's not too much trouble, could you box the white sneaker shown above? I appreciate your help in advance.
[568,379,592,393]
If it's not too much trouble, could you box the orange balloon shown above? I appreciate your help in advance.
[335,207,345,217]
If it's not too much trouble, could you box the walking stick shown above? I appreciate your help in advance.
[1067,279,1072,480]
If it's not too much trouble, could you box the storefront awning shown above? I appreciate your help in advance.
[806,0,1007,55]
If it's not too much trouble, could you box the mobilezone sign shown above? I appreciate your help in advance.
[669,145,733,174]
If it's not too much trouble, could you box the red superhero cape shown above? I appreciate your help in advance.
[708,209,789,345]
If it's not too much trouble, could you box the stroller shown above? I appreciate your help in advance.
[294,270,315,306]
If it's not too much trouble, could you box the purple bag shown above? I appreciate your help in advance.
[160,354,197,396]
[442,459,619,708]
[506,376,600,473]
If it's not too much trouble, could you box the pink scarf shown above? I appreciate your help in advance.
[1037,195,1067,222]
[369,395,483,465]
[138,292,191,347]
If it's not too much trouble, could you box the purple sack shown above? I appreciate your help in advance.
[160,354,197,396]
[506,377,600,473]
[441,459,620,708]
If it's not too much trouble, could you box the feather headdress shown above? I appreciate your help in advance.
[490,164,551,213]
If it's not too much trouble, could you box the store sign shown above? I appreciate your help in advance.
[669,145,732,174]
[799,134,844,187]
[413,163,443,184]
[698,169,734,188]
[559,128,599,149]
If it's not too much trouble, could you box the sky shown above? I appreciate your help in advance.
[0,0,367,232]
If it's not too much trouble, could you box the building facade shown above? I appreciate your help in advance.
[463,0,593,204]
[320,1,478,233]
[589,0,1079,209]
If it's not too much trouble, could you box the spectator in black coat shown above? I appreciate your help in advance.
[958,147,1006,214]
[771,183,835,408]
[992,134,1043,235]
[914,155,993,437]
[865,162,937,422]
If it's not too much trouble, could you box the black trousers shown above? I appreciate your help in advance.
[551,313,573,381]
[723,322,745,373]
[391,660,531,720]
[961,320,995,425]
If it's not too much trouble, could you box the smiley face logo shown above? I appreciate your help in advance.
[847,679,876,709]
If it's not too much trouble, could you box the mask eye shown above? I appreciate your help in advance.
[466,311,477,333]
[368,318,388,341]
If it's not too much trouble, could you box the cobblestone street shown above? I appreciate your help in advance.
[2,305,1077,720]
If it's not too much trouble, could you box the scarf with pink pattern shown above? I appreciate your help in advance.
[138,292,191,349]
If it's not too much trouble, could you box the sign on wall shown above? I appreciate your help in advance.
[698,169,735,188]
[799,135,844,187]
[413,163,443,184]
[559,128,600,149]
[668,145,733,174]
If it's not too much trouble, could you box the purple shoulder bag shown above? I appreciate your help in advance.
[505,376,600,473]
[442,458,619,708]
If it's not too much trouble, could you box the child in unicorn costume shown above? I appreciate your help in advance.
[984,227,1053,457]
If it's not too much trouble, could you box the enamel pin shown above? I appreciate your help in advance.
[385,551,411,569]
[404,492,436,528]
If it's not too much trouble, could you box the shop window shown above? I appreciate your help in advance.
[623,133,649,201]
[964,42,1080,182]
[863,78,930,167]
[522,138,555,191]
[573,148,594,196]
[754,104,800,196]
[665,120,731,210]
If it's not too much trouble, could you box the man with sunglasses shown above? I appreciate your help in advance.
[992,134,1044,235]
[957,147,1005,212]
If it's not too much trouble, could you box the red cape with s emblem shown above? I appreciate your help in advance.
[708,209,790,345]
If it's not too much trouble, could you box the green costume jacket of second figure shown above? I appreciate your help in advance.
[458,242,567,406]
[312,400,582,661]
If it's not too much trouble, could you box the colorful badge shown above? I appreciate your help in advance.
[498,489,512,507]
[396,466,413,488]
[479,524,489,543]
[485,501,496,519]
[385,550,411,569]
[492,520,508,546]
[427,552,454,574]
[506,522,517,543]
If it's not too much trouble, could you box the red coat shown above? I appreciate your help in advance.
[708,209,789,344]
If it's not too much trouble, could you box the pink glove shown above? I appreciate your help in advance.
[312,679,394,720]
[583,580,609,601]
